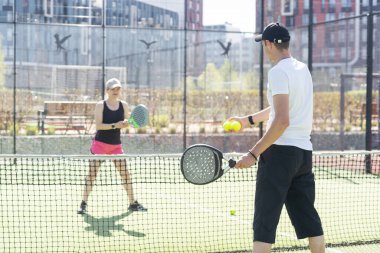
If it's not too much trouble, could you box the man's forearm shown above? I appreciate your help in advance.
[250,118,289,157]
[250,107,270,124]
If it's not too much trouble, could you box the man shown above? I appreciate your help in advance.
[229,23,325,253]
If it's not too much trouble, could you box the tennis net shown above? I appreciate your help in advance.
[0,151,379,253]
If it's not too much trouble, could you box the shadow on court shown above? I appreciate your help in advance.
[82,211,146,237]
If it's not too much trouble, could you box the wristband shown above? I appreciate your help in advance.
[248,115,255,126]
[248,150,258,161]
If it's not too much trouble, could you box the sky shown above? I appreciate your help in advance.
[94,0,256,33]
[203,0,256,33]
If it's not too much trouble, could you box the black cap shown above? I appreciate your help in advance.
[255,23,291,44]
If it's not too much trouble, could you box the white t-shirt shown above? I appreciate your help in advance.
[266,57,313,150]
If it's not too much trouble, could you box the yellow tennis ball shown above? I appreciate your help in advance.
[223,121,231,132]
[231,121,241,132]
[230,209,236,216]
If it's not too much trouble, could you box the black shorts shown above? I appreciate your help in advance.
[253,144,324,244]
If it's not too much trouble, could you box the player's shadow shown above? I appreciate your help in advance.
[82,211,146,237]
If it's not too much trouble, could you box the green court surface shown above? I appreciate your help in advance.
[0,155,379,253]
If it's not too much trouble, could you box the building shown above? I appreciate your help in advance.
[255,0,380,89]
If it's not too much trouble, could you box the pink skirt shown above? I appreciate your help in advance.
[90,139,124,155]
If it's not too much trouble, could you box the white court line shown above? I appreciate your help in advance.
[157,192,344,253]
[157,192,300,242]
[159,193,350,253]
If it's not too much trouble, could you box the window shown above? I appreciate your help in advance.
[302,14,308,25]
[81,26,88,55]
[349,30,355,42]
[328,0,336,8]
[44,0,53,17]
[282,0,294,15]
[268,0,273,11]
[301,30,308,44]
[285,16,294,26]
[347,47,351,58]
[361,30,367,42]
[7,11,12,22]
[329,32,335,44]
[304,0,309,9]
[361,46,366,60]
[321,0,326,12]
[342,0,352,7]
[7,27,12,41]
[325,13,335,21]
[339,31,346,43]
[341,47,347,58]
[130,5,137,27]
[329,48,335,60]
[302,48,308,61]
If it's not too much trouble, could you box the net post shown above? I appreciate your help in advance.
[365,153,372,174]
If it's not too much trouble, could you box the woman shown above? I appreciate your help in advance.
[78,78,147,214]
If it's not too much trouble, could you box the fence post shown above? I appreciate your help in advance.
[340,75,345,150]
[308,0,313,73]
[365,0,374,173]
[259,0,265,138]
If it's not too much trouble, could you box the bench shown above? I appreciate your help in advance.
[37,101,97,134]
[349,103,378,128]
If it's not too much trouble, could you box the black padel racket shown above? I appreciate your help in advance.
[180,144,236,185]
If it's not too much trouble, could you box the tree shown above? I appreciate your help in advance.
[197,63,223,91]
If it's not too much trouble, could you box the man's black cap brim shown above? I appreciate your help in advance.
[254,35,263,42]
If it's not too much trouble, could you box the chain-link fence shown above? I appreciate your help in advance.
[0,1,379,153]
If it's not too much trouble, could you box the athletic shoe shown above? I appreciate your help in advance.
[128,201,147,212]
[77,201,87,214]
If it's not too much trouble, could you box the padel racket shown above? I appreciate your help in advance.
[128,104,149,128]
[181,144,236,185]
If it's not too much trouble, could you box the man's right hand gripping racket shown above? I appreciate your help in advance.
[180,144,236,185]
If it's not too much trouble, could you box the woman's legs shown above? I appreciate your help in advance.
[113,159,134,204]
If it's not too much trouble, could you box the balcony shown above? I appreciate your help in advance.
[327,6,336,13]
[341,7,352,12]
[2,5,12,11]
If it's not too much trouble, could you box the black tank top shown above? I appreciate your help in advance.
[95,101,124,144]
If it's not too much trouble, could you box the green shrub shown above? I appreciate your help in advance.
[47,126,55,135]
[26,125,38,135]
[7,123,20,135]
[151,115,169,128]
[137,128,147,134]
[169,127,176,134]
